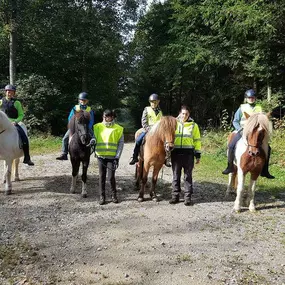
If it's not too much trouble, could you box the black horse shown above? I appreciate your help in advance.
[68,110,92,197]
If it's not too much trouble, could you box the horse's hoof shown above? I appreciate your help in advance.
[234,209,241,213]
[70,190,75,194]
[14,178,20,182]
[249,208,256,213]
[138,197,144,202]
[5,190,12,195]
[152,197,159,202]
[82,194,87,198]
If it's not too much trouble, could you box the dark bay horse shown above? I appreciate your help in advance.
[136,116,177,202]
[226,113,270,212]
[68,110,92,197]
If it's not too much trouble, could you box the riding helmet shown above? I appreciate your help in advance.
[4,84,16,91]
[244,89,256,98]
[149,93,159,101]
[78,92,88,100]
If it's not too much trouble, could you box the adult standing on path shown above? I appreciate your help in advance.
[0,84,34,166]
[93,109,124,205]
[169,105,201,206]
[222,89,274,179]
[56,92,95,160]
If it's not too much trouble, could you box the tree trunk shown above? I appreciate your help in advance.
[9,0,17,84]
[267,83,272,102]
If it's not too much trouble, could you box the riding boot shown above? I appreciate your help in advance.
[129,143,140,165]
[260,146,275,179]
[184,196,192,206]
[222,146,235,175]
[22,143,34,166]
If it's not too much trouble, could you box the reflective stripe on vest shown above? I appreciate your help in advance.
[146,107,162,126]
[94,123,123,158]
[75,105,91,112]
[240,104,262,128]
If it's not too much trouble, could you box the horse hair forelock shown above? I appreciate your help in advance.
[69,111,90,135]
[243,113,270,139]
[149,116,176,140]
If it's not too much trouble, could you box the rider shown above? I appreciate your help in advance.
[129,93,171,166]
[93,109,124,205]
[0,84,34,166]
[169,105,201,206]
[56,92,95,160]
[222,89,275,179]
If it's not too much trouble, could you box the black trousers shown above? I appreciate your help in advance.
[15,124,31,162]
[97,158,116,196]
[171,152,194,199]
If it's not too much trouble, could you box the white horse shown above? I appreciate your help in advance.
[0,110,27,194]
[226,113,270,212]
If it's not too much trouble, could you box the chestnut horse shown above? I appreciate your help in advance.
[226,113,270,212]
[135,116,177,202]
[68,110,92,197]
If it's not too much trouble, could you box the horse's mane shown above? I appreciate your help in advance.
[243,113,270,138]
[0,110,14,130]
[68,110,90,135]
[148,116,177,141]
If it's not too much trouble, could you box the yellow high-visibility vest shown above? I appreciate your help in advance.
[94,123,123,158]
[146,106,162,126]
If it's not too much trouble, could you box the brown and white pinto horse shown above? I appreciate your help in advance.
[226,113,271,212]
[135,116,177,202]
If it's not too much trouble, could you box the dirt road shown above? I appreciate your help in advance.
[0,143,284,285]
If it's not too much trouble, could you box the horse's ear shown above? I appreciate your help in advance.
[244,112,250,119]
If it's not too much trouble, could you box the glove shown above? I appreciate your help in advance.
[113,158,119,169]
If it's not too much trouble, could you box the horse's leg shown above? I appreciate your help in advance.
[4,160,13,195]
[247,177,257,212]
[138,163,148,202]
[81,160,89,198]
[13,158,20,181]
[70,160,80,194]
[225,171,237,197]
[233,169,245,212]
[150,166,160,202]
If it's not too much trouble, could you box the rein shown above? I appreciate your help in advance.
[0,129,5,135]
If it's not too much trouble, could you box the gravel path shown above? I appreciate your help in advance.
[0,143,284,285]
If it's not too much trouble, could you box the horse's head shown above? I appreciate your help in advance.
[243,113,270,157]
[71,111,91,145]
[159,116,177,152]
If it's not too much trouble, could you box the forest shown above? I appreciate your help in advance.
[1,0,285,134]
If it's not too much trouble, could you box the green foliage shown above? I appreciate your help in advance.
[16,74,63,134]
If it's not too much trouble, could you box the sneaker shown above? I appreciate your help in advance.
[23,160,35,166]
[56,154,68,160]
[169,196,179,204]
[129,157,139,165]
